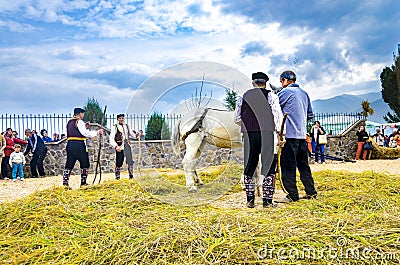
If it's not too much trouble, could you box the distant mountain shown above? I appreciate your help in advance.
[311,92,392,124]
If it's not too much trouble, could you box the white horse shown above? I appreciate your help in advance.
[172,107,261,192]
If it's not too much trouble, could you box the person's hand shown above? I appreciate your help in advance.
[116,146,122,152]
[85,121,90,129]
[278,136,286,147]
[29,153,33,157]
[97,129,104,135]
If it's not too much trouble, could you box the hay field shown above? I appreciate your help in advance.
[1,160,400,264]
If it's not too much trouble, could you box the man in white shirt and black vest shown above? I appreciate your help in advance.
[236,72,276,208]
[109,114,136,180]
[62,107,103,188]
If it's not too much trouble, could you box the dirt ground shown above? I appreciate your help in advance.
[0,159,399,204]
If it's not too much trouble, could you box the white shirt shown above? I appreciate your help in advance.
[109,123,137,149]
[9,152,25,165]
[234,87,284,133]
[77,120,98,138]
[234,86,284,154]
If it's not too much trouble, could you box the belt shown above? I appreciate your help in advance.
[67,137,86,141]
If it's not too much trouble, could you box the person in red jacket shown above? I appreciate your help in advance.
[1,128,28,180]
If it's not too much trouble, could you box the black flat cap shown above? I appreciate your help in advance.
[252,72,269,81]
[74,107,86,115]
[117,114,125,118]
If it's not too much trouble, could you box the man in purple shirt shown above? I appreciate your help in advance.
[277,70,317,202]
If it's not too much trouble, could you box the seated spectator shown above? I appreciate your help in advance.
[384,135,389,147]
[393,131,400,148]
[40,129,52,142]
[138,129,145,141]
[52,133,60,142]
[372,128,384,146]
[60,134,66,139]
[389,130,398,142]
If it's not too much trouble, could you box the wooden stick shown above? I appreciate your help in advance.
[93,105,107,184]
[276,113,288,194]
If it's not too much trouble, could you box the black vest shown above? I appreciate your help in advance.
[66,118,85,140]
[241,88,275,132]
[114,124,123,146]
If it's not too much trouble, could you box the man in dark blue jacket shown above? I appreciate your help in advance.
[24,129,47,178]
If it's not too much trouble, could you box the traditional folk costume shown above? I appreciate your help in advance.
[109,114,136,179]
[62,108,100,187]
[234,72,282,208]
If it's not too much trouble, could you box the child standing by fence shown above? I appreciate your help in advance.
[9,144,25,181]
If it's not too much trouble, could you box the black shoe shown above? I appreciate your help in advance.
[263,199,277,208]
[246,195,255,208]
[80,182,89,187]
[300,194,317,200]
[116,177,120,180]
[62,183,72,190]
[275,194,294,203]
[246,201,255,208]
[263,202,277,208]
[129,175,134,179]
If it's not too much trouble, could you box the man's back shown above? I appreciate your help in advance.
[278,84,313,139]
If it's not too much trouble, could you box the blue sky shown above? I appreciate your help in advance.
[0,0,399,115]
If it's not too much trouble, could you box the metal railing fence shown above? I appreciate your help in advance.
[0,113,182,140]
[1,112,363,140]
[307,112,366,135]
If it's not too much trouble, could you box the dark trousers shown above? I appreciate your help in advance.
[65,141,89,169]
[243,131,274,177]
[281,138,317,201]
[116,141,134,167]
[1,156,10,179]
[30,148,47,177]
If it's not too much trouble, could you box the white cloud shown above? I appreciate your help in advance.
[0,0,395,117]
[0,20,37,32]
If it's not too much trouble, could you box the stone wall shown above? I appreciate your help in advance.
[324,119,366,160]
[20,120,374,178]
[22,124,244,177]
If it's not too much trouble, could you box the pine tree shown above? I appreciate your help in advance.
[224,88,238,111]
[380,55,400,122]
[145,113,171,140]
[83,97,107,126]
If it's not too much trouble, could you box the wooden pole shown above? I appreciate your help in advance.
[93,106,107,184]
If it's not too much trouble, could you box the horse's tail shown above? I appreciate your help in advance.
[171,119,182,156]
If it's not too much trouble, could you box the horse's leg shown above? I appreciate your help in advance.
[182,133,203,192]
[193,137,206,187]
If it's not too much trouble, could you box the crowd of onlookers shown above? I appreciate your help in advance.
[371,128,400,148]
[0,128,62,181]
[0,127,146,181]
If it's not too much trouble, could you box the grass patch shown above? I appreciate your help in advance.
[1,168,400,264]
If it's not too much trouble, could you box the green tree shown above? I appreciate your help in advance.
[361,100,374,118]
[83,97,107,126]
[145,113,171,140]
[224,88,238,111]
[380,55,400,122]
